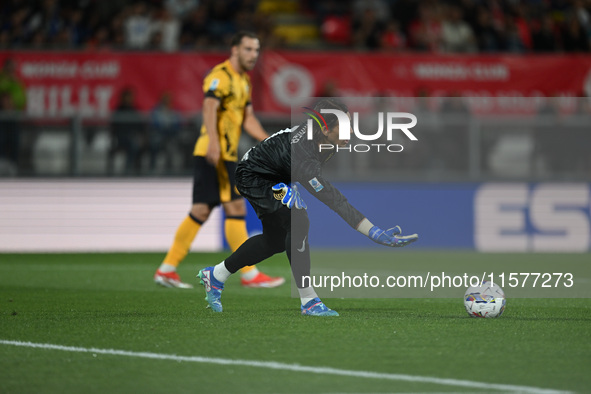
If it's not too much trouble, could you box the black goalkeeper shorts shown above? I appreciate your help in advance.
[235,165,284,219]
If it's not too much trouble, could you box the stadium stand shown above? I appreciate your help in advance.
[0,0,589,52]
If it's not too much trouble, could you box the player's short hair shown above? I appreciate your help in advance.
[231,31,258,47]
[310,98,349,140]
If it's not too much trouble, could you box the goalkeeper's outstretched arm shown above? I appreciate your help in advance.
[281,179,418,248]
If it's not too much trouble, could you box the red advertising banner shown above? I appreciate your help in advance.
[1,51,591,117]
[0,52,226,117]
[260,52,591,114]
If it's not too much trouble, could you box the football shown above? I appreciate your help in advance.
[464,281,506,318]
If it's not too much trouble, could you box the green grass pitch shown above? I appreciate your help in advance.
[1,252,590,393]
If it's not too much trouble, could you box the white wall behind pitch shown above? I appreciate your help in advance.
[0,179,222,252]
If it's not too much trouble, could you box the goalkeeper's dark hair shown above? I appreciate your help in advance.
[309,98,349,141]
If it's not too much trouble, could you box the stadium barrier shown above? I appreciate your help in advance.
[0,179,222,252]
[304,182,591,252]
[1,180,589,252]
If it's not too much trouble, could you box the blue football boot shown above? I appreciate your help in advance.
[197,267,224,312]
[301,298,339,316]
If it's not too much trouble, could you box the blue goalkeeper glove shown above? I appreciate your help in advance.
[369,225,418,247]
[272,183,307,209]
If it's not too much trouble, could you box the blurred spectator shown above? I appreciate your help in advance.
[26,0,62,45]
[124,2,154,49]
[390,0,417,34]
[0,31,10,49]
[321,13,352,46]
[0,58,26,110]
[108,88,146,175]
[85,26,112,51]
[488,0,507,30]
[380,20,406,51]
[571,0,590,33]
[353,0,390,23]
[180,6,210,48]
[30,30,48,49]
[149,92,181,173]
[110,13,127,49]
[165,0,199,20]
[352,8,384,49]
[473,7,505,52]
[208,1,237,43]
[0,58,25,174]
[234,8,256,36]
[408,3,443,52]
[0,0,589,53]
[7,8,28,45]
[562,15,591,52]
[148,30,163,50]
[441,5,477,53]
[63,8,87,47]
[153,7,180,51]
[251,10,277,49]
[504,16,528,53]
[0,92,19,174]
[313,0,350,21]
[510,4,533,50]
[532,15,561,52]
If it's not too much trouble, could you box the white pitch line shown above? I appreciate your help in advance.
[0,340,570,394]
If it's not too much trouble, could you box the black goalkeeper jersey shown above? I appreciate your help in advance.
[236,124,365,229]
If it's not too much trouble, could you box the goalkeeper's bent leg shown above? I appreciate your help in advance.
[286,209,322,306]
[224,215,257,275]
[286,208,311,289]
[224,211,289,273]
[223,232,286,273]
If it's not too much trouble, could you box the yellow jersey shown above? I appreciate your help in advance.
[193,59,252,162]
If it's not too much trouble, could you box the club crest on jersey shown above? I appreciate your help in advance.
[209,78,220,90]
[309,177,324,192]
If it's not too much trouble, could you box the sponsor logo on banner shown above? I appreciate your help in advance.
[20,60,120,117]
[271,64,314,107]
[412,63,509,81]
[474,183,591,252]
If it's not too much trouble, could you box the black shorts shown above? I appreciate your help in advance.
[235,164,284,219]
[192,156,241,206]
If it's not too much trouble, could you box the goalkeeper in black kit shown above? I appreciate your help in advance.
[198,98,418,316]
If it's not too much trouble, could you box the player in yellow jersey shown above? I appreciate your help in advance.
[155,31,285,288]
